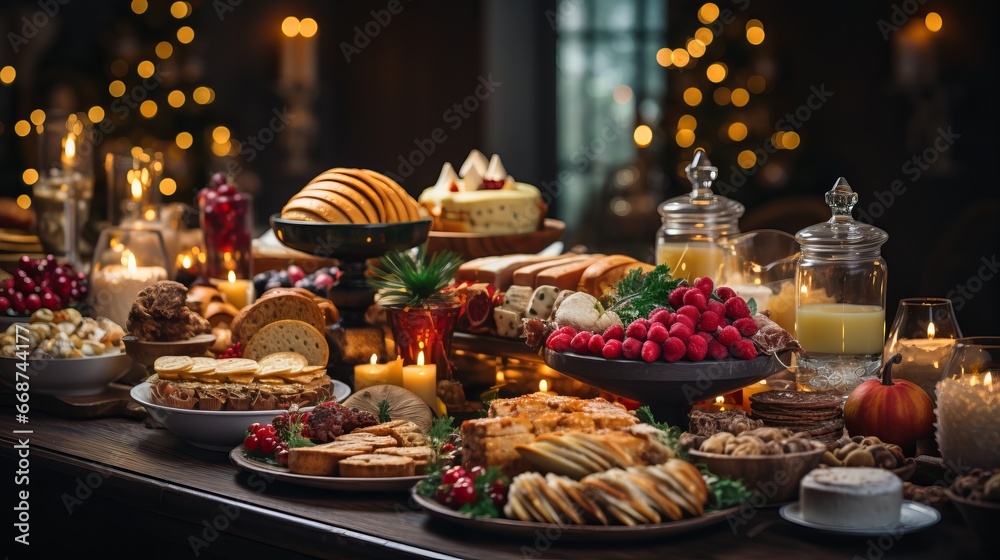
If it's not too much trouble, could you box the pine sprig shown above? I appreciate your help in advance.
[377,399,392,423]
[607,265,683,324]
[636,405,685,460]
[368,244,463,308]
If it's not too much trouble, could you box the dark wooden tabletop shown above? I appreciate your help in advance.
[0,410,989,559]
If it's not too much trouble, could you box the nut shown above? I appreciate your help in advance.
[867,445,898,469]
[860,436,885,447]
[834,442,861,460]
[844,448,876,467]
[782,437,816,454]
[31,309,55,323]
[822,451,843,466]
[884,444,906,465]
[731,441,763,456]
[700,432,735,454]
[726,435,765,455]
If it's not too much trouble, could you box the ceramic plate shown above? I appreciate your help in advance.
[779,500,941,536]
[229,446,425,491]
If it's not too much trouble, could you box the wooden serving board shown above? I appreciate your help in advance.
[0,383,147,419]
[426,218,565,260]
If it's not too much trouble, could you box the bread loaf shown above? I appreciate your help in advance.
[231,293,326,343]
[337,454,417,478]
[512,255,591,287]
[578,255,638,296]
[244,319,329,366]
[287,443,373,476]
[535,255,607,291]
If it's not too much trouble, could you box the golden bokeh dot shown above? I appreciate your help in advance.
[109,80,126,97]
[211,140,231,157]
[16,194,32,209]
[131,0,148,15]
[656,48,672,67]
[22,169,38,185]
[728,122,748,142]
[175,132,193,149]
[282,17,300,37]
[925,12,942,32]
[683,87,703,106]
[731,88,750,107]
[747,75,766,94]
[137,60,155,78]
[14,120,31,136]
[0,66,15,85]
[159,178,178,196]
[746,19,764,31]
[671,49,690,67]
[156,41,174,59]
[678,114,697,131]
[613,85,633,104]
[177,26,195,44]
[212,126,231,144]
[698,3,719,24]
[170,1,191,19]
[713,87,731,105]
[299,17,318,38]
[88,106,105,123]
[193,86,213,104]
[675,129,696,148]
[687,39,706,58]
[695,27,714,46]
[30,109,45,125]
[633,125,653,147]
[706,63,727,83]
[783,131,801,149]
[738,150,757,169]
[168,90,186,108]
[747,27,765,45]
[139,100,158,118]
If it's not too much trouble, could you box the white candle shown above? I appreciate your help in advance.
[354,354,389,392]
[402,351,437,409]
[90,250,168,329]
[894,336,955,402]
[936,372,1000,469]
[537,379,556,396]
[218,270,252,309]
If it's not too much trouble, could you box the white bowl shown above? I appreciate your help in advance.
[0,352,134,396]
[129,381,349,452]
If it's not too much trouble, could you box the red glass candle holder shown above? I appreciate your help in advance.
[199,190,253,279]
[386,302,462,379]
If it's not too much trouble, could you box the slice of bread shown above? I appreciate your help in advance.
[578,255,639,296]
[355,420,418,437]
[373,445,433,462]
[337,454,416,478]
[286,443,373,476]
[244,320,329,366]
[512,255,591,287]
[535,255,607,291]
[333,433,399,449]
[232,294,326,344]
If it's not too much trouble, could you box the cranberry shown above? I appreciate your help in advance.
[441,466,466,485]
[1,278,13,291]
[40,292,61,310]
[468,465,485,479]
[276,447,289,466]
[436,484,454,506]
[243,434,259,451]
[440,442,455,454]
[18,255,33,271]
[216,183,235,195]
[24,293,41,312]
[451,478,477,506]
[259,436,277,454]
[0,297,9,313]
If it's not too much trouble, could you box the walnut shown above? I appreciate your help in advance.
[700,432,735,454]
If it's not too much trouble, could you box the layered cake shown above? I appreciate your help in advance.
[799,467,902,528]
[419,150,547,234]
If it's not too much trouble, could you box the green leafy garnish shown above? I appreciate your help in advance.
[377,398,392,423]
[457,466,507,518]
[747,297,757,316]
[427,415,456,448]
[636,405,686,460]
[699,465,754,511]
[416,415,459,499]
[606,265,683,324]
[368,244,463,307]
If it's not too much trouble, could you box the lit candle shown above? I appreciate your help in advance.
[739,380,771,412]
[385,355,404,387]
[61,133,77,168]
[89,249,168,328]
[892,322,956,403]
[936,371,1000,469]
[354,354,389,391]
[402,351,438,409]
[218,270,252,309]
[537,379,556,396]
[496,371,506,387]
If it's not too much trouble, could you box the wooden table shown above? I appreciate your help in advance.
[0,410,989,559]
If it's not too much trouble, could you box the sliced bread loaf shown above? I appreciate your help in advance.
[244,319,330,366]
[231,293,326,343]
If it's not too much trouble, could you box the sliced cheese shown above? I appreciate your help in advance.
[526,285,560,320]
[494,308,524,338]
[501,285,535,312]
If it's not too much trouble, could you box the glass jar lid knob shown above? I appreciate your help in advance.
[685,148,718,202]
[825,176,859,219]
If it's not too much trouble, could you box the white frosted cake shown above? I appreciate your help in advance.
[800,467,902,528]
[419,150,546,234]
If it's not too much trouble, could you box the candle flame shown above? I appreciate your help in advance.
[182,255,192,268]
[228,270,236,283]
[370,354,378,366]
[986,372,993,386]
[539,379,548,393]
[417,351,424,367]
[927,322,936,339]
[122,250,137,271]
[496,371,505,384]
[131,178,142,201]
[759,380,767,385]
[64,135,76,158]
[715,396,724,403]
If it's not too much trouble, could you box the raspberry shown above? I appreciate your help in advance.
[546,333,572,353]
[716,325,742,346]
[649,309,672,325]
[707,339,730,360]
[697,310,722,333]
[667,286,690,309]
[707,300,727,318]
[602,339,623,359]
[724,297,751,319]
[641,340,662,362]
[570,331,593,353]
[733,317,759,337]
[682,289,707,311]
[730,338,759,360]
[662,338,687,362]
[622,337,643,360]
[603,324,625,341]
[686,335,708,361]
[587,334,606,356]
[547,326,578,348]
[696,331,713,344]
[637,318,652,329]
[676,305,700,324]
[668,322,694,341]
[694,277,714,297]
[625,320,648,341]
[715,286,738,301]
[648,307,669,320]
[671,314,695,331]
[646,323,669,344]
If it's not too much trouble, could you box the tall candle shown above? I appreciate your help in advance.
[936,372,1000,469]
[354,354,389,392]
[894,336,955,402]
[218,270,252,309]
[402,351,437,409]
[385,356,404,387]
[90,250,168,328]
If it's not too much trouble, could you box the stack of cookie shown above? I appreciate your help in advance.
[748,391,845,443]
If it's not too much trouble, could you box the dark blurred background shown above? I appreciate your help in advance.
[1,0,997,333]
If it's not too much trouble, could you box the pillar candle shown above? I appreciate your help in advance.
[402,351,437,409]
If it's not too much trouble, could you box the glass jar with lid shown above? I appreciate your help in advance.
[794,177,888,397]
[655,149,744,283]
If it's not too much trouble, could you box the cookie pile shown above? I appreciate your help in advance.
[749,390,844,443]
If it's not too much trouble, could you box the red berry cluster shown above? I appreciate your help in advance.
[546,277,759,362]
[0,255,87,315]
[435,465,507,509]
[217,341,243,359]
[243,422,289,465]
